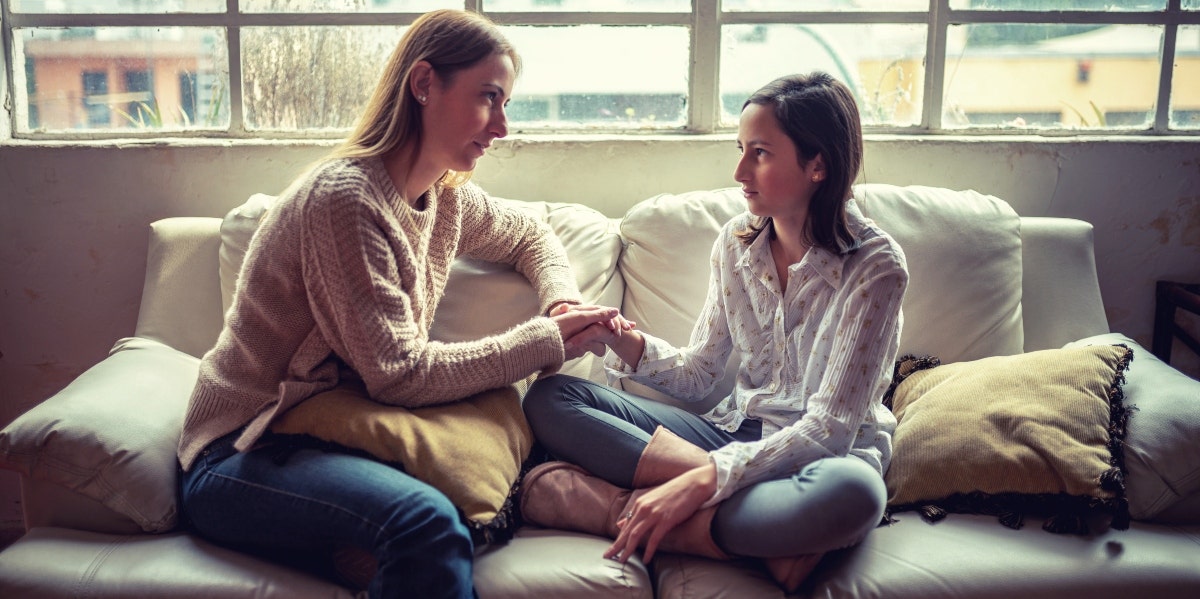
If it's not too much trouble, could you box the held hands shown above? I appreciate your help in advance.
[605,463,718,564]
[549,303,636,361]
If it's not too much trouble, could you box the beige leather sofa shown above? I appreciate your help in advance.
[2,184,1198,598]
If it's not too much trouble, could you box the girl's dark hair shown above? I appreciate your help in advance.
[735,72,863,254]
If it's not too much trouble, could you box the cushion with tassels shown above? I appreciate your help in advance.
[882,344,1133,534]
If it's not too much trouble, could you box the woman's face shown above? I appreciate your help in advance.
[421,52,515,174]
[734,102,823,224]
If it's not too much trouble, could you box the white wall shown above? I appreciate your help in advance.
[1,136,1199,526]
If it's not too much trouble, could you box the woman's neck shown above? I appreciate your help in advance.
[384,146,442,208]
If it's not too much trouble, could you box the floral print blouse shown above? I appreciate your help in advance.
[606,199,908,506]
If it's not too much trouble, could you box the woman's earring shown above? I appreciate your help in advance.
[812,175,821,182]
[417,95,427,104]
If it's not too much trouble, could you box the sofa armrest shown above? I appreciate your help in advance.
[134,217,224,359]
[1020,217,1110,351]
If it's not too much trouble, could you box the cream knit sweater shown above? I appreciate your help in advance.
[178,156,580,471]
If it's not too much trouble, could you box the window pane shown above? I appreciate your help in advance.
[724,0,927,11]
[501,26,688,129]
[1172,25,1200,129]
[720,24,926,127]
[487,0,688,11]
[12,0,223,13]
[1187,0,1200,9]
[242,26,404,129]
[948,0,1163,9]
[17,27,229,132]
[242,0,459,12]
[944,24,1160,129]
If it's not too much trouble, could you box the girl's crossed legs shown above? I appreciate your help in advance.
[523,374,885,557]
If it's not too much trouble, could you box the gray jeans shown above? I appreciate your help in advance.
[523,374,886,558]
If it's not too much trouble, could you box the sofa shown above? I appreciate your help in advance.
[2,183,1198,599]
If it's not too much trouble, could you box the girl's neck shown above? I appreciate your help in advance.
[769,210,810,261]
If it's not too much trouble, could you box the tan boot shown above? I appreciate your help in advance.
[765,554,824,593]
[632,426,710,488]
[519,459,729,560]
[519,461,629,538]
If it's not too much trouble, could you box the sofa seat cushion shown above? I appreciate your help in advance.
[0,337,199,533]
[0,527,357,599]
[220,193,623,382]
[0,526,653,599]
[475,527,653,599]
[653,516,1200,599]
[1066,332,1200,523]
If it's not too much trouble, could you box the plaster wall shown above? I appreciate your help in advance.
[1,136,1199,527]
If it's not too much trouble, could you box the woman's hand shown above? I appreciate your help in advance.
[550,305,622,360]
[604,463,718,564]
[550,303,635,360]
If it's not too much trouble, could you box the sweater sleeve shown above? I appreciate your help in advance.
[455,184,583,314]
[299,183,565,408]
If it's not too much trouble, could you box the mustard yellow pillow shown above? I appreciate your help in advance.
[883,345,1134,534]
[271,378,534,543]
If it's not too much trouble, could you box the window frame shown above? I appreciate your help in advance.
[2,0,1198,140]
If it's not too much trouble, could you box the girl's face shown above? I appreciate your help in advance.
[421,52,515,174]
[734,102,824,225]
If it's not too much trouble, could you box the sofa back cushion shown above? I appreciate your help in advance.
[854,183,1024,362]
[219,193,623,382]
[617,184,1023,407]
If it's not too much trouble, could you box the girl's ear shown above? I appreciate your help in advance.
[409,60,434,104]
[810,153,828,183]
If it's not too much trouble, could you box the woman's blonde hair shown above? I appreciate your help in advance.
[330,9,520,187]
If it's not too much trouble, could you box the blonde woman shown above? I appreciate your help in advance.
[177,10,617,598]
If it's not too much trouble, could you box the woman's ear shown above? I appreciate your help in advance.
[409,60,434,105]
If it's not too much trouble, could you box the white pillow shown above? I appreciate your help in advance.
[855,183,1024,364]
[1065,332,1200,523]
[218,193,623,382]
[0,337,199,533]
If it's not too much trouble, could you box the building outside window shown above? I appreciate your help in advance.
[2,0,1198,138]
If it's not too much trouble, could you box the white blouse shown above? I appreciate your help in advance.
[606,200,908,506]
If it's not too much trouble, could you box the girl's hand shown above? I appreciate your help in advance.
[604,463,718,564]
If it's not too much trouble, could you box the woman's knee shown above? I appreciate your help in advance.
[381,485,469,549]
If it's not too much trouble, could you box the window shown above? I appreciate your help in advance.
[3,0,1199,138]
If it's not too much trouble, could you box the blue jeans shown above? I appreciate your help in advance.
[524,375,886,557]
[179,431,475,599]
